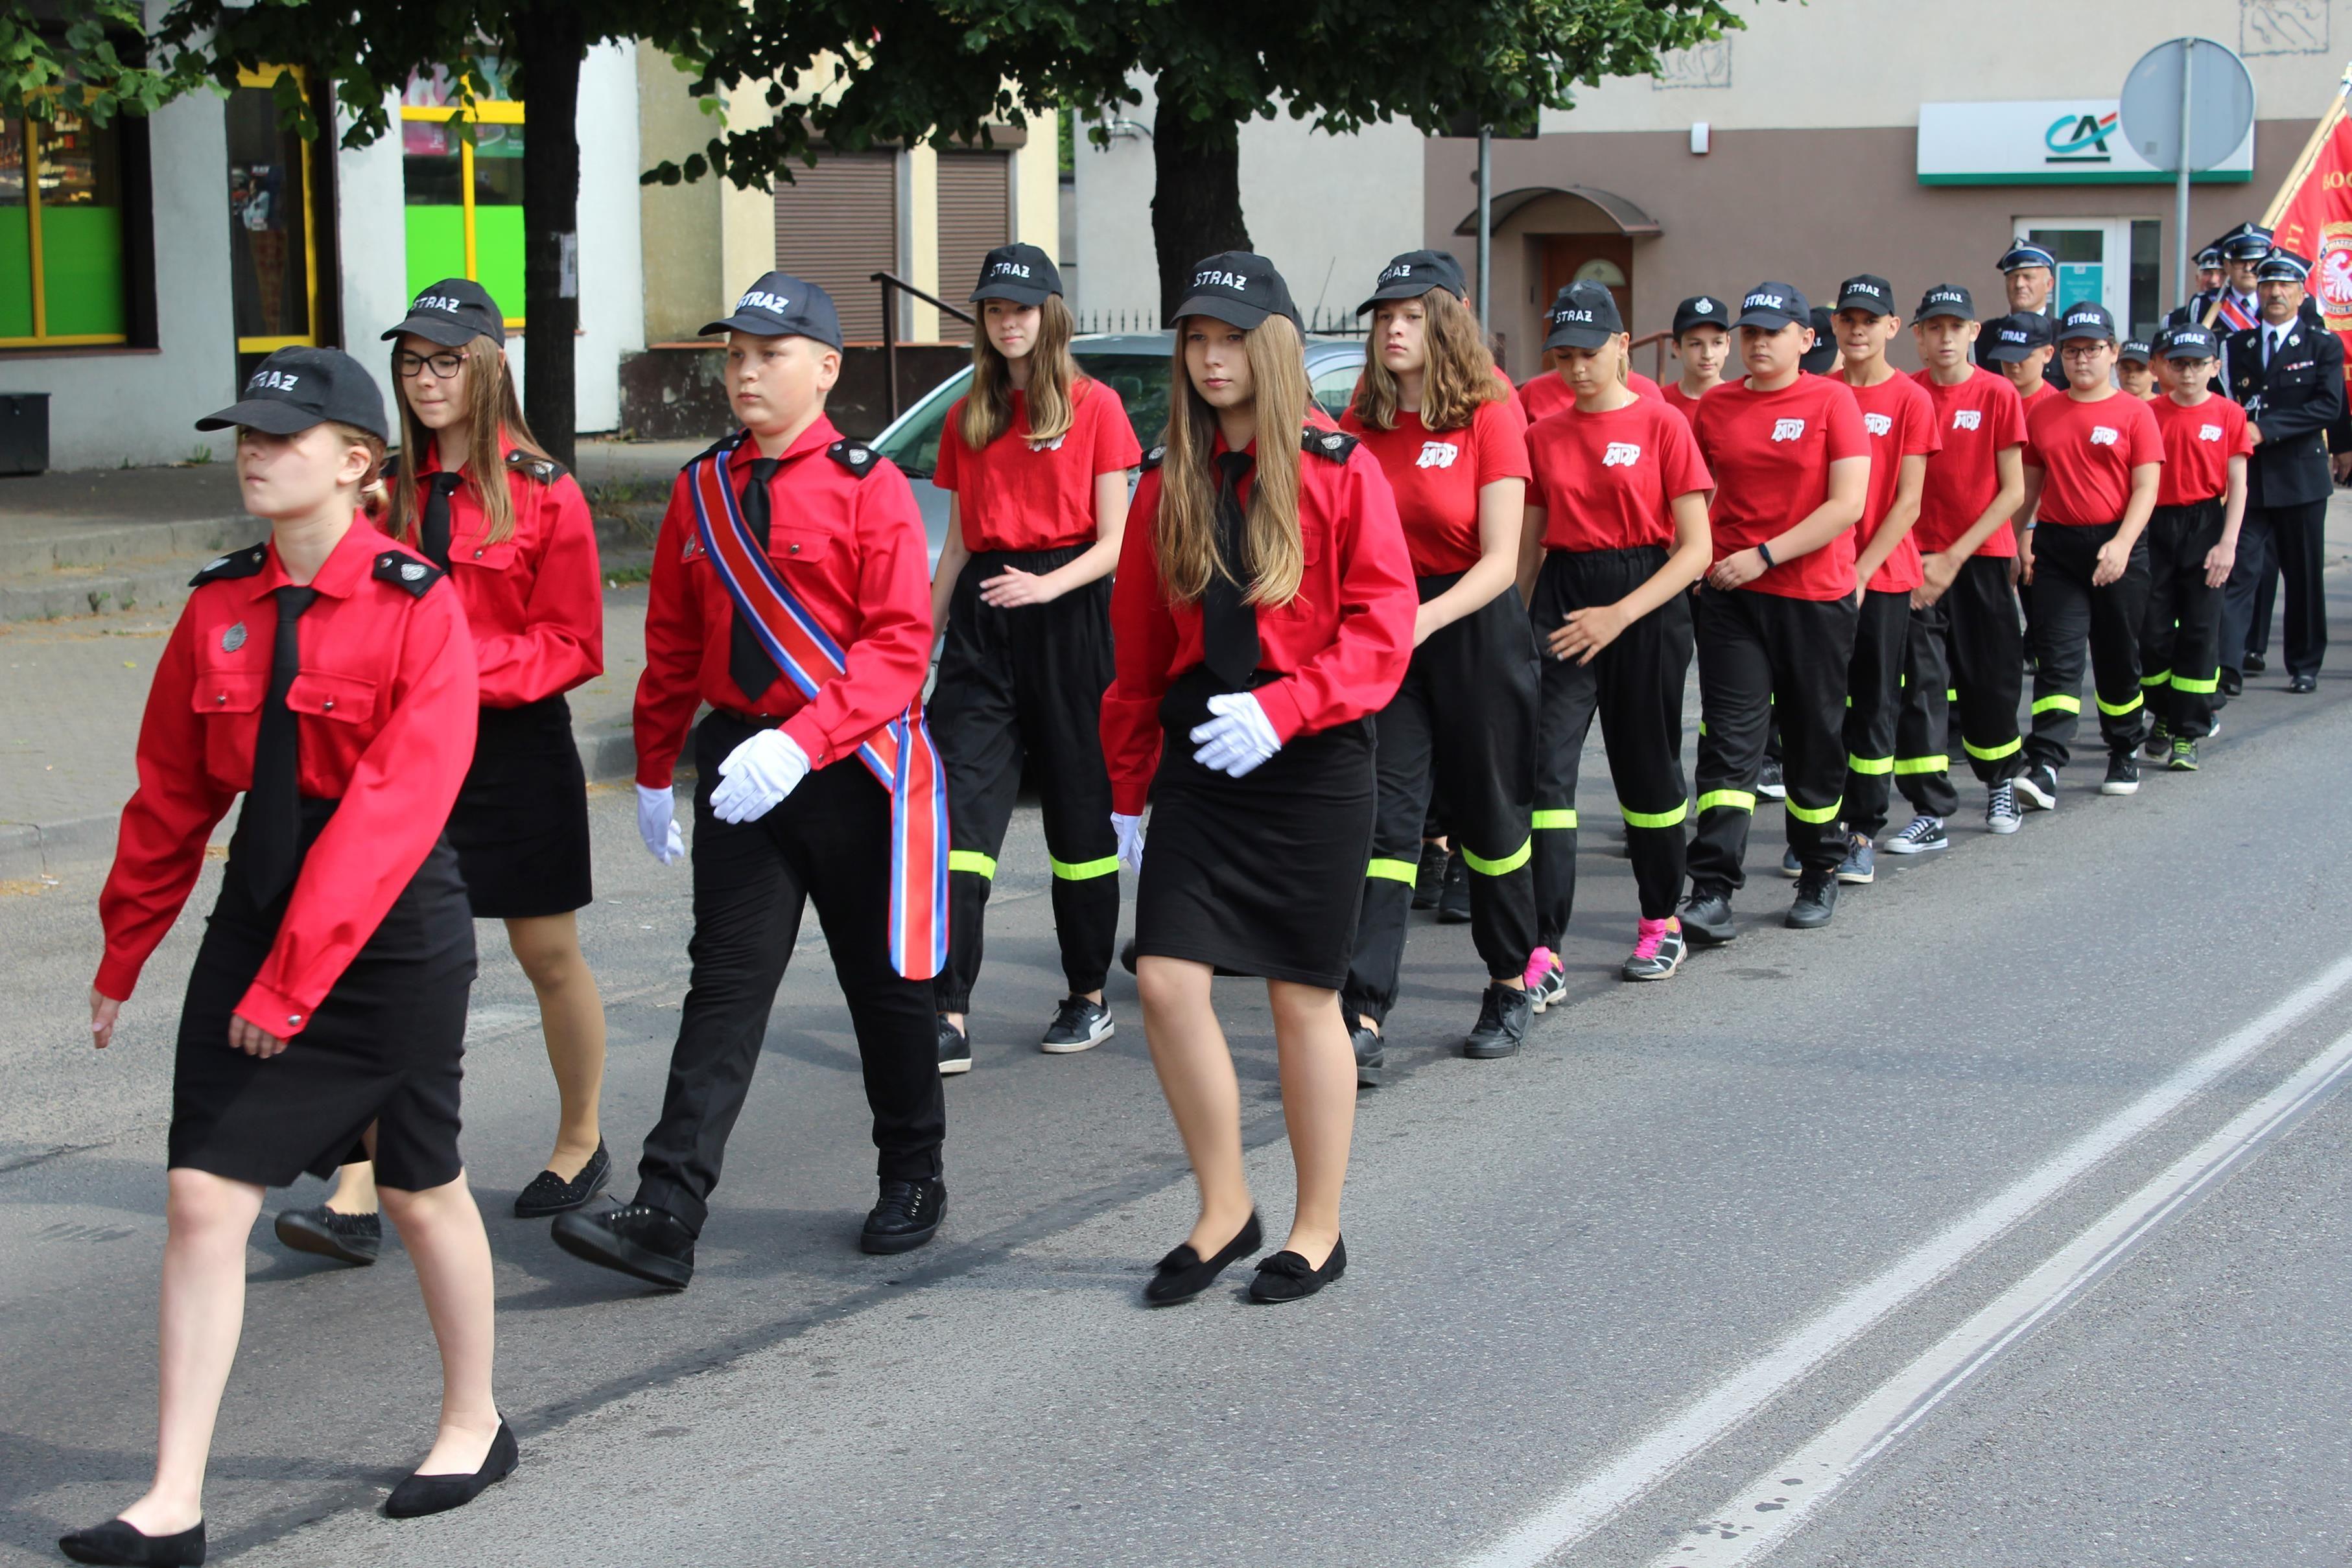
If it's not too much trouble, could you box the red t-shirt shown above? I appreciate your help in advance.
[1691,373,1870,600]
[2150,393,2252,507]
[1525,396,1712,553]
[1341,397,1531,577]
[1833,370,1940,594]
[2023,392,2163,527]
[933,379,1143,552]
[1660,380,1715,429]
[1520,368,1663,423]
[1911,367,2027,560]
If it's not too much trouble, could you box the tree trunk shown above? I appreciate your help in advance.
[1151,86,1251,323]
[515,2,583,468]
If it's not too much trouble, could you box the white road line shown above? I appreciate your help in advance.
[1649,1020,2352,1567]
[1457,950,2352,1568]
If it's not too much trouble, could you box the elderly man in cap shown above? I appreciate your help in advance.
[1979,241,2068,390]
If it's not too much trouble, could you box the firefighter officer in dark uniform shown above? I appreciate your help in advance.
[2218,248,2344,697]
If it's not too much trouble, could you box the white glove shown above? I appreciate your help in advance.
[1112,812,1145,872]
[637,783,685,865]
[1189,692,1282,778]
[709,728,810,824]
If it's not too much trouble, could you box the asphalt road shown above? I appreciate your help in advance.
[6,620,2352,1566]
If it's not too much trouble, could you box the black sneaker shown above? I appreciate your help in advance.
[2290,673,2317,694]
[2100,753,2140,796]
[2168,736,2199,771]
[1758,756,1787,801]
[2219,667,2243,699]
[1785,869,1839,929]
[1410,841,1448,910]
[1883,815,1948,854]
[861,1177,947,1254]
[2141,718,2172,762]
[274,1204,381,1266]
[1352,1024,1385,1088]
[1041,996,1113,1054]
[1437,851,1471,924]
[936,1015,972,1075]
[1681,889,1737,946]
[551,1202,696,1289]
[2206,715,2222,741]
[2014,763,2059,812]
[1985,781,2021,835]
[1463,983,1533,1059]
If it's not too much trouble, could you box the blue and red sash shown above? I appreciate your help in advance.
[2215,294,2256,333]
[686,434,948,981]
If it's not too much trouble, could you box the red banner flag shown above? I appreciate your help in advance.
[2271,110,2352,371]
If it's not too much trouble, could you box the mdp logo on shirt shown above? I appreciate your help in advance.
[1953,408,1982,432]
[1863,413,1892,437]
[1601,442,1642,467]
[1415,441,1459,469]
[1028,434,1068,453]
[2089,426,2120,446]
[1770,418,1806,442]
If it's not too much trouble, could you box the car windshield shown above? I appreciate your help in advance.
[871,349,1174,479]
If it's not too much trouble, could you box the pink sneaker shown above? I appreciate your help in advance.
[1621,917,1685,981]
[1523,948,1566,1012]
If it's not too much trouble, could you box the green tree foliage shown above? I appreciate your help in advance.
[0,1,196,124]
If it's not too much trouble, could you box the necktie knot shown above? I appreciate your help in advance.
[276,585,317,621]
[429,472,463,497]
[1214,451,1254,486]
[749,457,782,483]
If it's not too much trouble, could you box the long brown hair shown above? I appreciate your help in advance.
[1351,287,1506,433]
[959,294,1083,450]
[1155,313,1309,608]
[388,333,552,546]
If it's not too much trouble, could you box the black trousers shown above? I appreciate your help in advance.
[929,546,1120,1014]
[1526,546,1694,935]
[1344,576,1538,1025]
[1896,555,2025,818]
[2246,540,2279,660]
[2221,498,2327,681]
[1689,587,1857,895]
[1840,589,1910,837]
[2139,500,2227,737]
[634,710,947,1237]
[2025,522,2150,771]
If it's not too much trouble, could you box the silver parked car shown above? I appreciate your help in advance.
[867,332,1370,564]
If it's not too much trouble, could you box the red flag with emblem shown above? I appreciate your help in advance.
[2270,110,2352,386]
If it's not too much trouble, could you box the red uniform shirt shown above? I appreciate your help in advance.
[1660,380,1715,428]
[634,415,932,787]
[1520,368,1664,423]
[1339,395,1530,576]
[403,441,604,707]
[2023,392,2163,526]
[1692,373,1870,600]
[1911,366,2027,559]
[1833,370,1940,594]
[1101,428,1417,815]
[932,379,1142,552]
[1525,396,1711,553]
[97,523,479,1038]
[2150,393,2252,506]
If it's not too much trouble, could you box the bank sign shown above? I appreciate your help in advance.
[1918,100,2254,185]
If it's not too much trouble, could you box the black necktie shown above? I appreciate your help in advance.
[244,585,318,906]
[419,471,463,570]
[729,456,785,702]
[1202,451,1260,689]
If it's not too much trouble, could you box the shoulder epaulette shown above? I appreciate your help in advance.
[1139,443,1166,471]
[827,438,878,478]
[687,430,746,471]
[189,543,269,588]
[373,550,445,598]
[1304,427,1358,463]
[506,449,567,484]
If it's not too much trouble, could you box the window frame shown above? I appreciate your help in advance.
[398,88,526,329]
[1,102,132,349]
[229,65,324,356]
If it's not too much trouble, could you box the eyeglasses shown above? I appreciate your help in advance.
[396,350,466,379]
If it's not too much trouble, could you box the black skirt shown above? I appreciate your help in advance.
[446,694,593,919]
[1133,667,1376,989]
[169,799,478,1192]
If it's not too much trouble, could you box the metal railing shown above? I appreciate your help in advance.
[1070,305,1372,340]
[871,271,978,423]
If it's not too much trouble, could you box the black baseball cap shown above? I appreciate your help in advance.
[968,242,1061,306]
[2119,338,2152,365]
[701,270,845,350]
[1357,250,1469,315]
[1997,241,2057,273]
[2256,248,2312,283]
[1542,281,1624,351]
[1982,312,2054,362]
[2217,222,2274,261]
[2161,323,2219,360]
[1916,283,1975,322]
[1734,281,1810,331]
[197,346,389,439]
[1798,307,1839,373]
[1834,274,1896,318]
[381,277,505,347]
[1173,250,1302,333]
[1671,295,1730,337]
[2056,301,2117,344]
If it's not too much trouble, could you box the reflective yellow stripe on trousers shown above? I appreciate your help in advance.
[948,850,997,878]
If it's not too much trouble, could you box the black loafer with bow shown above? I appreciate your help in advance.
[513,1143,611,1218]
[1144,1211,1263,1305]
[1247,1235,1348,1304]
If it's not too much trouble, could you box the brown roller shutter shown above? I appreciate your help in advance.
[935,152,1010,344]
[773,151,897,344]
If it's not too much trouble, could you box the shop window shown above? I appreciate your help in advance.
[399,61,524,325]
[1,105,130,347]
[228,69,323,355]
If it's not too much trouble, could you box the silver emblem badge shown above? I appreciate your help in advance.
[1323,434,1343,451]
[401,563,427,581]
[220,622,247,653]
[849,447,870,462]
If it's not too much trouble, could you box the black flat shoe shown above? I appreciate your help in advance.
[1144,1211,1263,1305]
[1249,1235,1348,1304]
[513,1143,611,1218]
[550,1202,695,1289]
[384,1420,518,1519]
[861,1178,947,1254]
[58,1520,204,1566]
[273,1204,379,1266]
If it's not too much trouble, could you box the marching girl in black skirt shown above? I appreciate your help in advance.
[928,244,1140,1069]
[1102,252,1416,1305]
[71,349,510,1566]
[276,280,612,1263]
